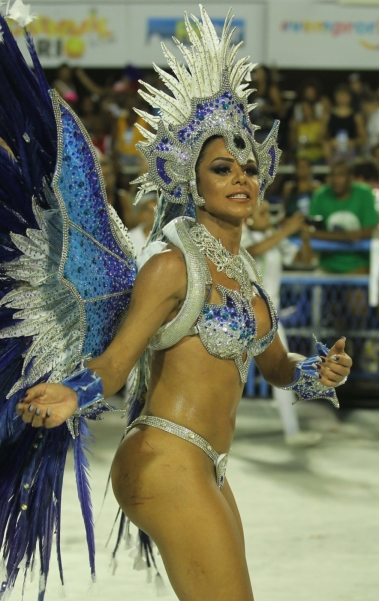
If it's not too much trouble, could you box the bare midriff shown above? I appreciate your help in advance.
[141,291,272,453]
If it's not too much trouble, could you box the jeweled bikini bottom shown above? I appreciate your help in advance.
[126,416,228,489]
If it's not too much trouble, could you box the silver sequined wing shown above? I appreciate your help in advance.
[0,93,137,398]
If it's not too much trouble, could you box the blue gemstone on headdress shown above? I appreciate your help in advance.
[156,157,172,185]
[222,102,229,110]
[268,146,276,176]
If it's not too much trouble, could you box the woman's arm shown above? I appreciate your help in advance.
[255,333,351,389]
[246,213,305,258]
[16,247,187,427]
[88,247,187,397]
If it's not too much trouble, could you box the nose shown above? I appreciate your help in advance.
[231,165,247,185]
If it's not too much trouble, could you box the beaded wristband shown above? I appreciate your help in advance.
[280,340,341,408]
[63,368,115,438]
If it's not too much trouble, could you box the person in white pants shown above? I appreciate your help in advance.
[241,201,322,446]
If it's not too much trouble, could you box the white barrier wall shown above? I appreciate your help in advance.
[4,1,379,69]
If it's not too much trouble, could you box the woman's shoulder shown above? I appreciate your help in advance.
[139,243,186,279]
[133,244,187,305]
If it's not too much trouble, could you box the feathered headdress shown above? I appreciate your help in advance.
[133,5,281,210]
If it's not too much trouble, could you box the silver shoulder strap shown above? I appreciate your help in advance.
[148,217,211,351]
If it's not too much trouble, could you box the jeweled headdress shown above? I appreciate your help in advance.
[133,5,281,208]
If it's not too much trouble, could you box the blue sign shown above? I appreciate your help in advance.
[147,17,245,45]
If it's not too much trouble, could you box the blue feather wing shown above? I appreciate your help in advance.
[0,15,137,599]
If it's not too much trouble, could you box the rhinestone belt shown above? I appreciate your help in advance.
[126,416,228,489]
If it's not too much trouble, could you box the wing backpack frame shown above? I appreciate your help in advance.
[0,16,137,599]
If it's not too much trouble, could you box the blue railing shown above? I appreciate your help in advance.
[245,239,378,396]
[289,238,371,252]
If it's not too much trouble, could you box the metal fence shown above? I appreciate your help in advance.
[245,270,379,398]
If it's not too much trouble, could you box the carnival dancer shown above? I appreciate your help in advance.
[0,4,351,600]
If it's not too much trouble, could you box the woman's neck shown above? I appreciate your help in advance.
[195,211,242,255]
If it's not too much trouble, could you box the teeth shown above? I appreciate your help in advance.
[229,194,248,199]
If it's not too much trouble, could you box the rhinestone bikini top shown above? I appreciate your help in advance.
[191,282,278,382]
[141,218,279,383]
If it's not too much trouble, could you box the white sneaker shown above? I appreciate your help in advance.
[285,431,322,447]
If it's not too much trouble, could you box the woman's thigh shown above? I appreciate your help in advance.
[112,429,254,601]
[221,477,245,550]
[154,480,254,601]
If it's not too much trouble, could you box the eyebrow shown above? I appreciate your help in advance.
[211,156,256,164]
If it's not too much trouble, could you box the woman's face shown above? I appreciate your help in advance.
[196,137,259,224]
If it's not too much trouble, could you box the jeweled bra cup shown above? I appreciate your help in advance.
[197,283,278,383]
[147,218,279,382]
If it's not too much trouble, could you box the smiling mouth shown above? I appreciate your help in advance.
[227,193,250,200]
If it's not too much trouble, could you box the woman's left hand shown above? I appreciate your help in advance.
[317,337,352,387]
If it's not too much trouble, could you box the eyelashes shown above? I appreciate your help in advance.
[211,164,258,177]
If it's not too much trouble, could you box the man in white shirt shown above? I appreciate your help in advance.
[242,202,321,447]
[128,193,157,255]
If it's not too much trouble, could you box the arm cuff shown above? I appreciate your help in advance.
[62,367,115,438]
[280,340,340,408]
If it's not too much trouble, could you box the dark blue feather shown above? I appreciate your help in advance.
[73,419,96,580]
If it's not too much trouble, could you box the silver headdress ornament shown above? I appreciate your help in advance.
[132,5,281,208]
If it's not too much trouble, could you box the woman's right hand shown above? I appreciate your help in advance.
[15,383,78,429]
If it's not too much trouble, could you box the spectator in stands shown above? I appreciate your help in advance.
[372,143,379,165]
[348,72,370,113]
[251,65,283,143]
[292,80,330,123]
[98,151,134,228]
[241,203,320,447]
[53,64,78,105]
[352,158,379,189]
[283,157,321,217]
[128,193,157,255]
[289,101,324,164]
[98,153,117,207]
[362,92,379,150]
[323,84,366,161]
[309,160,378,273]
[113,92,146,171]
[352,158,379,215]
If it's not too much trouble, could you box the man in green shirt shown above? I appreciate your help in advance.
[309,160,378,273]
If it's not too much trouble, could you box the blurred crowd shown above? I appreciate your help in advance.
[50,61,378,378]
[49,64,379,270]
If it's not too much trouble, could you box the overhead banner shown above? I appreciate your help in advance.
[5,3,128,67]
[267,2,379,69]
[124,3,265,67]
[3,2,264,68]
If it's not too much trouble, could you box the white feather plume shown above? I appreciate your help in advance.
[138,4,255,127]
[6,0,35,27]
